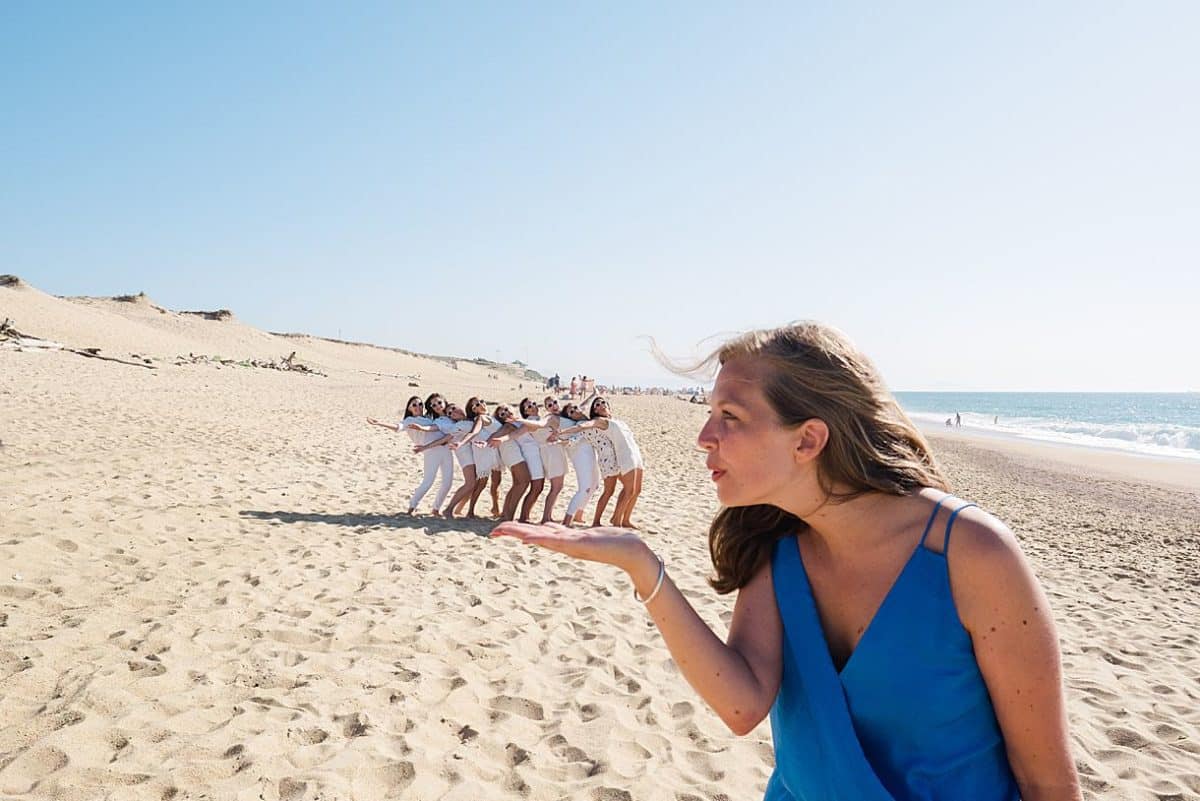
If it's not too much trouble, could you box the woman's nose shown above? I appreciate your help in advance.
[696,418,717,451]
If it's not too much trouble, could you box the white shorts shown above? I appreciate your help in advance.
[517,439,544,480]
[499,440,524,469]
[539,443,567,480]
[473,442,500,474]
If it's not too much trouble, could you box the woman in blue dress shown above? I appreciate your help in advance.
[493,322,1080,800]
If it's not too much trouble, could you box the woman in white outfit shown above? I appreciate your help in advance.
[555,401,599,526]
[429,402,478,519]
[452,396,502,518]
[556,396,644,527]
[589,397,644,528]
[534,395,569,523]
[487,398,549,522]
[485,404,532,522]
[558,394,620,526]
[366,393,455,515]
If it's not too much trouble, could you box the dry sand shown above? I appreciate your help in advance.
[1,278,1198,800]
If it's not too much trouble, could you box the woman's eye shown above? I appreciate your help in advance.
[721,411,738,421]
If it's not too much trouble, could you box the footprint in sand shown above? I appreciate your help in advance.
[289,727,329,745]
[1105,726,1154,750]
[489,695,545,721]
[278,777,307,800]
[0,747,70,794]
[335,712,370,738]
[55,539,79,552]
[684,749,726,781]
[590,789,632,801]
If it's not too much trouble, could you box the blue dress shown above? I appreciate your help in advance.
[765,497,1020,800]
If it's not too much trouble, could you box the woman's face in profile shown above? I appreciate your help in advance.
[698,357,798,507]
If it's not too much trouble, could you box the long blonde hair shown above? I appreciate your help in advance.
[669,322,949,593]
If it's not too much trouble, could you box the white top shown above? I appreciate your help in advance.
[602,417,642,466]
[523,415,558,446]
[513,418,539,447]
[475,417,501,444]
[402,415,442,446]
[557,415,586,444]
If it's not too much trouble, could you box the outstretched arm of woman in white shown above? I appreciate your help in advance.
[491,523,782,736]
[554,418,609,439]
[414,433,455,453]
[366,417,400,432]
[486,422,524,445]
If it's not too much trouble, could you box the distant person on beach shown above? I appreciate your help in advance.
[367,394,455,516]
[955,411,961,428]
[994,415,999,425]
[570,375,579,399]
[494,322,1079,799]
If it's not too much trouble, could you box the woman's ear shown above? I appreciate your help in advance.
[793,419,829,465]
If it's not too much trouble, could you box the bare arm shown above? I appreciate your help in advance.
[486,422,523,444]
[952,511,1082,800]
[415,433,455,453]
[366,417,400,432]
[491,523,782,735]
[556,418,606,438]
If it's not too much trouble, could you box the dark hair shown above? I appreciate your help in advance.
[519,397,537,418]
[403,396,423,417]
[588,396,608,419]
[664,322,950,594]
[465,396,484,421]
[425,393,447,418]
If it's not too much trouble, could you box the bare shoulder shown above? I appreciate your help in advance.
[942,506,1046,633]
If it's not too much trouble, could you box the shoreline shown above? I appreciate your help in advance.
[921,425,1200,494]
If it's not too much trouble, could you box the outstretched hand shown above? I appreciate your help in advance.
[490,521,649,573]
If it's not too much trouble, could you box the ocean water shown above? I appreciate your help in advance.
[894,392,1200,462]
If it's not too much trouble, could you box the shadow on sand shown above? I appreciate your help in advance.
[238,510,497,538]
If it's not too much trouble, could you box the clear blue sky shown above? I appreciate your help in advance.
[3,3,1197,391]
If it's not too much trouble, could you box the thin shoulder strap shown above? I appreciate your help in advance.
[942,502,979,555]
[917,495,954,547]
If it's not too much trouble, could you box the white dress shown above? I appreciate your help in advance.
[531,416,567,480]
[472,417,501,474]
[450,419,477,469]
[602,417,643,473]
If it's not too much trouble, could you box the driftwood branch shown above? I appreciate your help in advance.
[65,348,157,369]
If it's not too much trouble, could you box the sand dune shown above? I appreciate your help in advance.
[1,277,1197,799]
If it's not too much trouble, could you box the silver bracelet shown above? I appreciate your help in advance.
[634,555,666,605]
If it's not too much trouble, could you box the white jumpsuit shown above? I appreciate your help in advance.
[562,416,599,517]
[405,415,454,511]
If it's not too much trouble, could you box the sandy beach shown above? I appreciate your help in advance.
[2,277,1198,800]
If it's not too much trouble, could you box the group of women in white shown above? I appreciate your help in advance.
[366,391,645,527]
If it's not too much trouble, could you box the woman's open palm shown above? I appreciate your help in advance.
[491,522,644,570]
